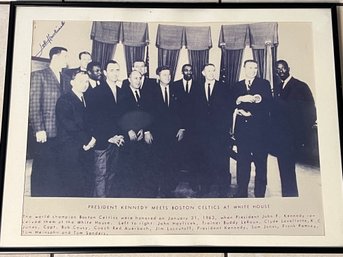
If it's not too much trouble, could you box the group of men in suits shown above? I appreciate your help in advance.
[29,46,316,198]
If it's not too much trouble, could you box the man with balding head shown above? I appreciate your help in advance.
[114,70,153,197]
[122,59,156,97]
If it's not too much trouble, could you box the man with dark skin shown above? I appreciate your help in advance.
[86,61,102,88]
[272,59,316,197]
[173,64,198,194]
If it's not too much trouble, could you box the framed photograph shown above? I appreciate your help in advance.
[1,2,343,250]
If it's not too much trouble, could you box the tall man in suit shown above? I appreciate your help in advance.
[147,66,185,197]
[122,59,156,96]
[55,71,96,197]
[272,60,316,197]
[194,63,233,197]
[29,46,68,196]
[173,64,198,194]
[116,70,153,197]
[232,60,272,198]
[87,60,124,197]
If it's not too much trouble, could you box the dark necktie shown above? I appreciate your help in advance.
[164,86,169,107]
[81,95,86,108]
[135,89,140,103]
[247,80,252,92]
[186,81,189,94]
[279,81,285,97]
[207,83,211,102]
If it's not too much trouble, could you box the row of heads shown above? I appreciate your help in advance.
[49,46,291,82]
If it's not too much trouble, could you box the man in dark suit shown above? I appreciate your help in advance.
[115,70,153,197]
[87,60,124,197]
[232,60,272,198]
[55,71,96,197]
[62,51,92,92]
[29,46,68,196]
[85,61,102,99]
[173,64,198,194]
[147,66,185,197]
[271,59,316,197]
[194,63,233,198]
[74,51,92,73]
[122,59,156,96]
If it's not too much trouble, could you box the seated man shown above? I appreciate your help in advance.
[55,71,96,197]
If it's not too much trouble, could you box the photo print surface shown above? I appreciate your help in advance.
[2,6,342,248]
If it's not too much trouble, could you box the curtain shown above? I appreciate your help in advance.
[90,21,121,69]
[124,46,146,76]
[271,46,278,94]
[145,45,150,78]
[220,49,244,86]
[218,24,249,85]
[185,26,212,82]
[121,22,149,76]
[249,22,279,89]
[91,41,117,70]
[156,25,184,80]
[252,49,265,78]
[157,49,180,81]
[188,50,209,83]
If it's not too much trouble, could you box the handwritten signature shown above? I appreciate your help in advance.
[35,21,65,57]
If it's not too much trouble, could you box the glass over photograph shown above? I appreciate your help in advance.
[2,6,341,247]
[26,21,319,199]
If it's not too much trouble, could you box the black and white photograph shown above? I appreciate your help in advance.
[1,5,342,248]
[26,20,318,199]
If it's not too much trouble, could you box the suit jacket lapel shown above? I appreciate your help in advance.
[70,91,84,110]
[241,80,248,94]
[281,77,293,98]
[47,67,61,90]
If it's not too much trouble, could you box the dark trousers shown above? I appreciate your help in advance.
[112,141,150,197]
[145,133,179,198]
[93,144,118,197]
[31,138,61,197]
[276,143,298,197]
[236,141,268,197]
[235,123,268,198]
[57,143,93,197]
[177,134,198,190]
[197,134,231,197]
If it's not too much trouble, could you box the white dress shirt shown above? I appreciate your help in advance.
[205,80,215,101]
[160,84,170,106]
